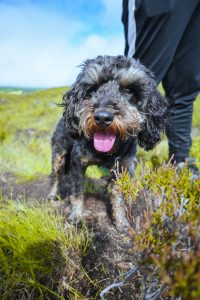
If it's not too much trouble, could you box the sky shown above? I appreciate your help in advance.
[0,0,124,87]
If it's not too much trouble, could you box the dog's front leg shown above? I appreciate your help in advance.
[48,118,71,200]
[68,154,85,224]
[48,150,66,200]
[120,156,138,177]
[109,155,137,233]
[68,172,84,223]
[108,182,130,233]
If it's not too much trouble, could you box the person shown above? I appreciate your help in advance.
[122,0,200,177]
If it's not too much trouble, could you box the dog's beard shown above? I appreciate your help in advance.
[80,108,143,153]
[80,112,121,152]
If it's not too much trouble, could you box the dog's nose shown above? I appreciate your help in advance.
[94,110,114,126]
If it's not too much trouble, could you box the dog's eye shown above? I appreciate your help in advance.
[109,102,119,110]
[125,88,140,104]
[126,88,133,94]
[125,85,138,95]
[84,88,95,99]
[83,83,98,99]
[120,85,136,96]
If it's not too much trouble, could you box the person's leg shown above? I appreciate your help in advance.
[162,3,200,163]
[122,0,200,167]
[122,0,200,83]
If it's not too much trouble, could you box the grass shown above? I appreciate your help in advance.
[0,199,91,299]
[193,93,200,127]
[0,87,67,181]
[0,137,51,181]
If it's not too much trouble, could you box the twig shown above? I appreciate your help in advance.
[100,266,138,299]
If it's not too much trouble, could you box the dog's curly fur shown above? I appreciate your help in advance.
[48,55,168,232]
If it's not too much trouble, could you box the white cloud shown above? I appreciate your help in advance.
[0,1,124,87]
[0,34,124,87]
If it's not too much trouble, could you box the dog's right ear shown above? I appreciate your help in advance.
[62,82,83,138]
[62,58,103,137]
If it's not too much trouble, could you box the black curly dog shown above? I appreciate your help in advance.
[48,55,168,232]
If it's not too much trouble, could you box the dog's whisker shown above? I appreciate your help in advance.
[127,132,138,138]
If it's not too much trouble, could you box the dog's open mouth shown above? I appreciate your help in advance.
[93,132,116,152]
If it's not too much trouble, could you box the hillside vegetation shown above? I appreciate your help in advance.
[0,87,200,299]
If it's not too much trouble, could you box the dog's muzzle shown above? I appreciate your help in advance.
[93,110,116,153]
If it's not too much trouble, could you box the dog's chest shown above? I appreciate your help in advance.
[71,140,116,169]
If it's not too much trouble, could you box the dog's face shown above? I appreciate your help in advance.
[63,55,168,152]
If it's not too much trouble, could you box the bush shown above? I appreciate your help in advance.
[116,164,200,299]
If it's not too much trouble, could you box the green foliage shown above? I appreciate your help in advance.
[0,200,91,299]
[193,94,200,127]
[115,168,143,202]
[134,195,200,299]
[191,136,200,168]
[137,138,168,169]
[116,164,200,299]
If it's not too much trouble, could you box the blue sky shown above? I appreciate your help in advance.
[0,0,124,87]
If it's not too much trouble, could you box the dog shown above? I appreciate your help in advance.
[48,55,168,232]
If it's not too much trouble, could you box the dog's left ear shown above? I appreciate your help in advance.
[137,78,168,151]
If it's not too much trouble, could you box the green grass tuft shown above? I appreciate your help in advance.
[0,199,91,299]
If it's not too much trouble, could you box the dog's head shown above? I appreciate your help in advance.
[63,55,168,152]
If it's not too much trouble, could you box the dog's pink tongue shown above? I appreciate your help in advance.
[94,132,116,152]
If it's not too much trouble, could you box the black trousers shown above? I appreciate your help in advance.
[122,0,200,162]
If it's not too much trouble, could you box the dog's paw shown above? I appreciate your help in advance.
[47,191,59,201]
[47,183,60,201]
[47,193,55,201]
[68,206,83,224]
[115,218,130,234]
